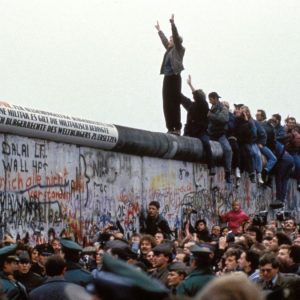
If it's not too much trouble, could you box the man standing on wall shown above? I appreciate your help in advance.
[155,14,185,136]
[140,201,173,239]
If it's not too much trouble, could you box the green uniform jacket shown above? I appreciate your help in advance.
[176,267,215,297]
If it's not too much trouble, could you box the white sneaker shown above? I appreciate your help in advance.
[235,168,241,179]
[257,173,264,185]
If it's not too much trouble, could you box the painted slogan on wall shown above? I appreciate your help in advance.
[0,102,118,149]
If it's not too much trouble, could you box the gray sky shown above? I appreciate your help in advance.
[1,0,299,132]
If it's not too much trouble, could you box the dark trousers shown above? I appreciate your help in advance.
[163,74,182,131]
[275,152,294,201]
[228,138,240,169]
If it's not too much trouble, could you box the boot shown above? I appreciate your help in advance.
[235,167,241,179]
[225,171,232,184]
[249,173,256,183]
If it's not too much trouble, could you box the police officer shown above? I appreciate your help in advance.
[60,238,93,287]
[0,244,28,300]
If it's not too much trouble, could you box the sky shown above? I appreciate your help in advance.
[1,0,300,133]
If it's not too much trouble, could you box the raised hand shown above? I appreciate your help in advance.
[155,21,160,31]
[170,14,174,23]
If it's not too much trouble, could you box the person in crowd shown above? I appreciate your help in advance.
[282,217,298,241]
[176,244,215,297]
[154,232,165,245]
[257,252,300,297]
[167,261,187,294]
[140,201,173,239]
[207,91,233,183]
[276,244,300,275]
[151,243,173,287]
[50,238,62,256]
[220,248,241,274]
[0,244,28,300]
[30,244,54,277]
[238,249,260,281]
[155,14,185,136]
[219,200,249,235]
[14,251,44,293]
[180,75,216,175]
[60,238,93,287]
[285,116,300,191]
[29,255,91,300]
[193,219,212,242]
[211,225,221,244]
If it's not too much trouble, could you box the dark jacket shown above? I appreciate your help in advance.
[29,277,90,300]
[176,267,215,297]
[235,117,257,144]
[159,22,185,75]
[260,120,277,152]
[207,102,229,139]
[14,271,44,293]
[64,261,93,287]
[0,271,28,300]
[254,120,267,145]
[141,214,173,239]
[181,90,209,137]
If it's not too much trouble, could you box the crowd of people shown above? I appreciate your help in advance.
[156,15,300,209]
[1,200,300,300]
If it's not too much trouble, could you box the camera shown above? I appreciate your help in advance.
[252,210,268,226]
[276,211,292,222]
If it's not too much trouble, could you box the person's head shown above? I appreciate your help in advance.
[45,255,66,277]
[140,235,156,255]
[145,250,154,266]
[167,35,183,48]
[290,245,300,264]
[240,105,252,120]
[238,250,260,274]
[17,251,31,275]
[95,248,105,266]
[148,201,160,217]
[221,101,230,111]
[167,262,187,288]
[246,226,263,243]
[271,113,282,126]
[195,273,264,300]
[208,92,221,105]
[232,200,241,212]
[285,117,297,130]
[283,218,297,233]
[224,248,241,272]
[221,226,229,237]
[275,232,292,246]
[2,256,19,275]
[152,244,172,269]
[51,238,62,255]
[154,232,165,245]
[256,109,267,122]
[211,225,221,237]
[130,233,141,245]
[293,236,300,247]
[30,247,39,263]
[195,219,207,232]
[259,253,280,282]
[277,244,293,267]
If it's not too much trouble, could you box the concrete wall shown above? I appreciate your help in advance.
[1,133,299,244]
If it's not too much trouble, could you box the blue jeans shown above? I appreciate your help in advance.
[260,146,277,173]
[217,135,232,173]
[250,144,262,173]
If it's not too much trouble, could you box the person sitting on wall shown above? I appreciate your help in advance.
[180,75,216,175]
[139,201,173,239]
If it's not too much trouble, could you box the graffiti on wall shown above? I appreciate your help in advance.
[0,134,299,244]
